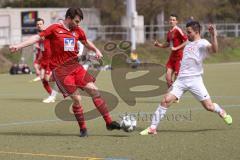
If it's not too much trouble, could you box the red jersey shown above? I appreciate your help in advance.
[39,23,87,70]
[166,26,187,60]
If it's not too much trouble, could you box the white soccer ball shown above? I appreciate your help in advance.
[120,115,137,132]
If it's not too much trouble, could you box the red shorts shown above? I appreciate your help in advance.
[166,58,181,76]
[52,64,95,98]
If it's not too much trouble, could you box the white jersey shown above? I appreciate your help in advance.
[178,39,211,78]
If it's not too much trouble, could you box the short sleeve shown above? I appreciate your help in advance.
[39,24,57,39]
[203,39,211,47]
[77,27,87,42]
[201,39,211,59]
[176,28,188,42]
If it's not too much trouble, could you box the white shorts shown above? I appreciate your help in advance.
[169,75,210,101]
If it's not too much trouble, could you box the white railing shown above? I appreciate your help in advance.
[1,23,240,47]
[0,26,10,45]
[85,23,240,40]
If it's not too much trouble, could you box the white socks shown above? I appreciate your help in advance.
[150,105,168,130]
[50,83,58,97]
[51,89,57,97]
[149,103,224,130]
[213,103,226,117]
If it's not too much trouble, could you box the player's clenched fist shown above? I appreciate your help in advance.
[208,24,217,36]
[9,45,19,53]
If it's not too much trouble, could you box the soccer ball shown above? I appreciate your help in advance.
[120,115,137,132]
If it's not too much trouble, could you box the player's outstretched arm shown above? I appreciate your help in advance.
[171,41,188,51]
[9,35,41,53]
[208,24,218,53]
[154,40,169,48]
[81,40,103,59]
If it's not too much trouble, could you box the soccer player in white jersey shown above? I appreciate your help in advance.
[140,21,232,135]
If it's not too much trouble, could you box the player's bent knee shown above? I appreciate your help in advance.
[165,97,172,105]
[71,95,82,105]
[160,97,170,107]
[84,85,100,98]
[160,100,165,106]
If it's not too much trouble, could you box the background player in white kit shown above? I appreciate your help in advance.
[140,21,233,135]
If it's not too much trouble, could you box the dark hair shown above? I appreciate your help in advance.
[170,14,178,20]
[36,18,44,24]
[186,21,201,33]
[65,7,84,20]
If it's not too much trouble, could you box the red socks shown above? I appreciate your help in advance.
[42,79,52,95]
[72,105,86,130]
[92,96,112,125]
[72,97,112,130]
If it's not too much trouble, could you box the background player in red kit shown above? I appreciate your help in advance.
[154,14,188,87]
[35,18,58,103]
[9,7,121,137]
[32,40,41,82]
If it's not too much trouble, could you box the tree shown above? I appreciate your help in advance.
[2,0,239,23]
[93,0,125,24]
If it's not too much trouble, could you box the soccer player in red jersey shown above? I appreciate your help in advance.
[154,14,188,87]
[35,18,58,103]
[9,8,121,137]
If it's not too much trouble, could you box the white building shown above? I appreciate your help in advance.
[0,8,101,47]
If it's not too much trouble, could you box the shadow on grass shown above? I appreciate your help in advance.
[0,98,47,103]
[0,131,130,138]
[135,127,227,133]
[89,134,130,138]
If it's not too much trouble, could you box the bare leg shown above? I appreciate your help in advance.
[200,99,232,125]
[200,99,226,118]
[33,63,40,77]
[150,93,177,128]
[42,71,58,103]
[166,68,174,87]
[140,93,177,135]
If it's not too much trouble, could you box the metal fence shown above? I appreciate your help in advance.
[0,26,10,44]
[86,23,240,41]
[1,23,240,47]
